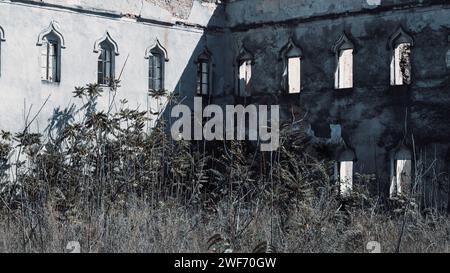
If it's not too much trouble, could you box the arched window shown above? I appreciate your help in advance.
[389,145,412,198]
[281,38,302,94]
[98,41,114,85]
[145,39,168,92]
[94,32,119,86]
[389,27,413,86]
[196,48,212,96]
[0,26,5,77]
[37,21,65,83]
[332,33,354,89]
[236,47,253,97]
[148,50,163,91]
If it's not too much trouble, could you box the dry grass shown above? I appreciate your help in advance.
[0,82,449,253]
[0,199,449,253]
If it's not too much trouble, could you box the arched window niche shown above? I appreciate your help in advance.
[195,47,212,96]
[332,32,355,90]
[37,21,66,83]
[389,143,413,198]
[145,39,169,93]
[236,46,254,97]
[94,32,119,86]
[280,37,303,94]
[388,26,414,86]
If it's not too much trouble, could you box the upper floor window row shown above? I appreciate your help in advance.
[235,26,419,97]
[1,22,174,91]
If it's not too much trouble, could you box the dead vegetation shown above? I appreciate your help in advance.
[0,82,449,253]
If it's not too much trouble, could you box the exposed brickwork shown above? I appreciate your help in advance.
[146,0,218,19]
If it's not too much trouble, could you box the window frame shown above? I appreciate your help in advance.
[197,59,211,96]
[148,50,164,92]
[41,36,61,83]
[145,39,169,93]
[37,21,65,84]
[196,49,212,96]
[97,41,115,86]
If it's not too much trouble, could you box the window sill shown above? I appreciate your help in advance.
[389,84,411,88]
[333,87,353,97]
[281,91,302,97]
[196,93,211,98]
[334,87,354,91]
[388,84,411,94]
[98,84,116,88]
[41,80,60,86]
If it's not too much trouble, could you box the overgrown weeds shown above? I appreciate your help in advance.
[0,83,449,253]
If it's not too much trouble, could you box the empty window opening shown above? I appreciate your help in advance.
[332,33,354,90]
[281,38,302,94]
[391,43,411,86]
[390,148,412,198]
[97,41,115,85]
[336,49,353,89]
[238,59,252,97]
[236,47,253,97]
[389,28,413,86]
[339,160,354,197]
[287,57,301,93]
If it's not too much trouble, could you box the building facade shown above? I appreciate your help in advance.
[0,0,225,131]
[1,0,450,206]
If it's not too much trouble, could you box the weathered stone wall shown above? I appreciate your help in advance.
[220,0,450,204]
[1,0,450,205]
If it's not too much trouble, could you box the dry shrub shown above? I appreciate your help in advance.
[0,82,449,253]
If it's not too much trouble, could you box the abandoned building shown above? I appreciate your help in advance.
[1,0,450,207]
